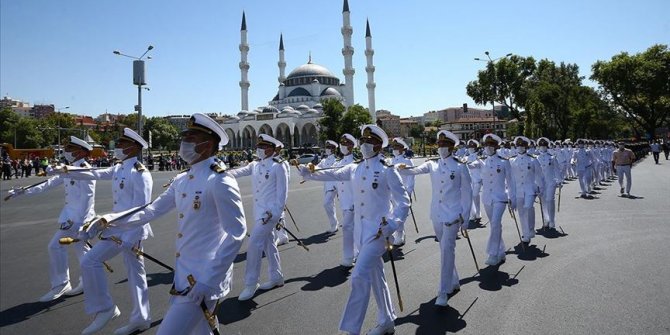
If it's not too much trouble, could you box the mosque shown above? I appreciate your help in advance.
[221,0,377,149]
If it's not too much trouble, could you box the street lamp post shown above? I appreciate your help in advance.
[113,45,153,154]
[475,51,512,137]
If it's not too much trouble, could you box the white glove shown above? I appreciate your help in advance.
[47,165,65,175]
[6,188,25,199]
[187,281,214,304]
[297,165,311,177]
[380,219,399,238]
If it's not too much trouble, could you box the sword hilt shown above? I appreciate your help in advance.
[59,237,80,245]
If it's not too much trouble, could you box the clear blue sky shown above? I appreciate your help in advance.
[1,0,668,118]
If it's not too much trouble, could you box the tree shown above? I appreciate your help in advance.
[144,117,180,150]
[524,60,583,138]
[339,104,372,137]
[318,98,345,141]
[0,108,46,148]
[120,113,147,133]
[467,55,536,120]
[409,124,425,138]
[591,44,670,139]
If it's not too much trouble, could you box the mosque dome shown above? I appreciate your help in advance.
[287,63,336,79]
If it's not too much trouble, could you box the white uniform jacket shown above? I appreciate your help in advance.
[101,157,247,299]
[226,156,288,224]
[334,154,355,211]
[480,154,516,204]
[305,157,410,245]
[536,152,562,187]
[391,155,415,194]
[399,157,472,223]
[571,148,594,171]
[66,157,153,240]
[24,158,96,226]
[510,154,545,197]
[316,154,338,192]
[465,153,483,184]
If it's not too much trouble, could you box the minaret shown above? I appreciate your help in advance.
[239,11,250,112]
[365,19,376,122]
[341,0,355,107]
[278,34,286,84]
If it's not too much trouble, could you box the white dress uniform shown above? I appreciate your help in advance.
[67,157,153,327]
[303,155,409,335]
[571,145,594,196]
[510,152,545,242]
[22,158,96,294]
[399,156,471,298]
[273,157,291,246]
[480,152,515,263]
[316,153,339,232]
[227,155,288,288]
[334,153,357,264]
[465,152,483,222]
[103,156,247,335]
[390,153,414,245]
[536,150,562,228]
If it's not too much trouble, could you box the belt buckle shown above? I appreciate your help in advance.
[59,220,73,230]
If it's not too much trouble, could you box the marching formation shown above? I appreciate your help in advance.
[6,112,645,335]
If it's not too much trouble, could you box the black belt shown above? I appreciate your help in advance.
[616,164,631,166]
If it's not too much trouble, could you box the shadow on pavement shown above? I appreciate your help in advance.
[0,300,64,327]
[285,265,351,291]
[301,231,338,247]
[115,271,173,287]
[218,297,258,325]
[459,264,519,291]
[536,227,568,239]
[395,299,467,334]
[414,235,438,244]
[508,243,549,261]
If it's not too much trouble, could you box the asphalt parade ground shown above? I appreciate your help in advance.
[1,155,669,335]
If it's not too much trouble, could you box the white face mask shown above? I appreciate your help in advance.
[485,146,496,156]
[256,148,268,160]
[340,146,350,155]
[393,149,401,157]
[114,148,128,160]
[517,147,527,154]
[438,147,451,159]
[63,152,76,163]
[578,144,584,149]
[179,141,206,164]
[539,146,548,153]
[325,149,332,156]
[468,147,476,154]
[360,143,376,159]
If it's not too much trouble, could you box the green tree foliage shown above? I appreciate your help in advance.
[523,60,583,138]
[409,124,425,138]
[467,55,536,120]
[144,117,180,150]
[318,98,345,141]
[339,104,372,137]
[120,113,147,132]
[591,44,670,138]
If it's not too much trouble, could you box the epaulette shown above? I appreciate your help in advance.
[273,156,285,164]
[497,155,509,160]
[80,162,90,168]
[210,162,226,174]
[134,161,146,172]
[453,157,466,164]
[428,157,440,161]
[380,159,390,166]
[115,161,123,165]
[529,154,538,159]
[354,159,363,164]
[163,168,191,188]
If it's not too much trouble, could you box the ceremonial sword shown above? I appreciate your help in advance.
[58,237,114,273]
[375,217,404,312]
[4,179,50,201]
[459,214,480,273]
[276,222,309,252]
[107,236,174,272]
[187,274,220,335]
[557,186,562,212]
[284,205,300,232]
[538,191,547,228]
[507,202,525,252]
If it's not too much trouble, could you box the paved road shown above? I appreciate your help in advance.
[1,156,669,335]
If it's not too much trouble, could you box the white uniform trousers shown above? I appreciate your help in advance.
[339,237,395,334]
[515,195,537,241]
[341,209,358,263]
[245,219,283,285]
[577,168,592,195]
[81,239,150,324]
[48,227,89,289]
[432,221,460,295]
[157,296,217,335]
[541,185,558,228]
[323,190,339,231]
[484,201,507,259]
[470,181,483,220]
[616,165,632,194]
